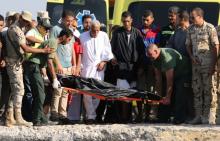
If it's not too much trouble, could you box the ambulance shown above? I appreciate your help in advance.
[47,0,110,31]
[111,0,220,27]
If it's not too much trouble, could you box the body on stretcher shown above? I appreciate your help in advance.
[57,74,162,104]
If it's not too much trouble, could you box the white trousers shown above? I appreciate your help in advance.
[67,94,81,120]
[81,65,104,120]
[116,79,136,89]
[83,95,100,120]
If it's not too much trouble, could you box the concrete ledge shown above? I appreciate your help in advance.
[0,124,220,141]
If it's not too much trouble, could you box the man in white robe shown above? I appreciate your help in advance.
[80,20,114,123]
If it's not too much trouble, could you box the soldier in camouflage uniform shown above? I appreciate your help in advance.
[186,7,219,124]
[2,11,52,127]
[215,25,220,124]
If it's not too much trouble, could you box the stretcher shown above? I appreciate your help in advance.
[58,75,162,103]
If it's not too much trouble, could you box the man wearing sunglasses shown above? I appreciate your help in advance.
[186,7,219,125]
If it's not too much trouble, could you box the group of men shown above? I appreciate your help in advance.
[141,7,220,125]
[0,9,113,127]
[0,5,219,127]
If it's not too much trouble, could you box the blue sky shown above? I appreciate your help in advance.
[0,0,47,20]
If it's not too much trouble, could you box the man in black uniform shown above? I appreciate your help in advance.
[159,6,180,47]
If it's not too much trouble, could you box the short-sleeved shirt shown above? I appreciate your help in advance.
[4,22,26,59]
[50,24,75,68]
[152,48,189,78]
[216,25,220,39]
[50,25,62,38]
[140,24,160,64]
[140,24,160,48]
[215,26,220,70]
[186,21,219,66]
[9,23,26,45]
[28,38,58,66]
[73,36,82,55]
[25,28,44,59]
[159,24,175,47]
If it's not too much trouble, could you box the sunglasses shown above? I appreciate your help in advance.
[142,18,151,22]
[190,15,200,20]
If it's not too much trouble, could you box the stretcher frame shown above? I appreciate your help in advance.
[63,87,161,104]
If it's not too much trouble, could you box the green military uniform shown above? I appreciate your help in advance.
[28,38,57,66]
[24,38,57,124]
[156,24,176,122]
[152,48,191,122]
[22,27,45,121]
[186,21,219,124]
[152,48,189,77]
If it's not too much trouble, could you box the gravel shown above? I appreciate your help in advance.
[0,124,220,141]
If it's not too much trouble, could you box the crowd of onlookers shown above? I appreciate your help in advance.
[0,5,220,127]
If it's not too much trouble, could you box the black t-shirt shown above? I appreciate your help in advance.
[0,32,4,59]
[159,24,175,47]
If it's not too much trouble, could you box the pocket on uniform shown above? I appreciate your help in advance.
[198,42,210,52]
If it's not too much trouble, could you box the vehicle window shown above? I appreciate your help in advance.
[128,2,219,28]
[64,0,107,30]
[47,3,63,25]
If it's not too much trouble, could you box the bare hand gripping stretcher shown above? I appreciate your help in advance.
[57,75,162,103]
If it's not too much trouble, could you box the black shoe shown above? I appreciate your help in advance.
[157,118,171,123]
[50,115,59,122]
[146,116,159,123]
[69,120,81,124]
[59,118,72,125]
[133,116,143,123]
[173,119,185,125]
[33,121,48,126]
[85,119,96,125]
[96,118,105,124]
[65,120,81,125]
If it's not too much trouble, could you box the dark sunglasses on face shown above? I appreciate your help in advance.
[142,18,150,22]
[190,15,200,20]
[190,16,195,20]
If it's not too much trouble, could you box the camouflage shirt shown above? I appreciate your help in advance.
[216,25,220,39]
[186,21,219,66]
[3,22,26,60]
[215,25,220,71]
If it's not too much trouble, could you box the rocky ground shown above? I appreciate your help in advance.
[0,124,220,141]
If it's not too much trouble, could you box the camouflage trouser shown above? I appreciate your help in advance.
[215,71,220,124]
[5,58,24,111]
[192,65,217,124]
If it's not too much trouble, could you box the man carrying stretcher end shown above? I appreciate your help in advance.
[146,44,191,124]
